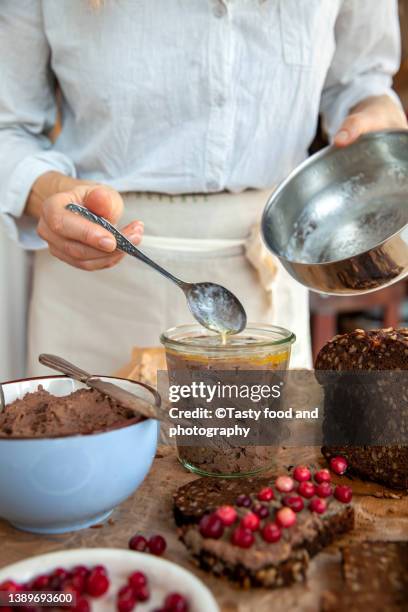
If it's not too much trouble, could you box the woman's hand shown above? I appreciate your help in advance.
[26,172,143,271]
[334,94,408,147]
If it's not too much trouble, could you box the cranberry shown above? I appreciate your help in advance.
[240,512,260,532]
[275,476,295,493]
[309,498,327,514]
[73,597,90,612]
[330,456,348,475]
[70,573,87,594]
[148,535,167,556]
[334,485,353,503]
[72,566,89,578]
[128,571,147,592]
[314,469,331,484]
[49,568,70,591]
[252,504,269,519]
[62,582,82,599]
[53,567,71,580]
[231,526,255,548]
[236,494,252,508]
[48,576,63,591]
[316,482,333,498]
[0,580,21,593]
[164,592,189,612]
[257,487,274,501]
[32,574,49,590]
[135,584,149,602]
[199,514,224,540]
[276,507,296,528]
[261,522,282,543]
[86,568,110,597]
[129,534,148,552]
[297,481,315,499]
[293,465,311,482]
[93,565,108,575]
[117,585,136,612]
[216,505,237,526]
[282,495,304,513]
[118,585,134,598]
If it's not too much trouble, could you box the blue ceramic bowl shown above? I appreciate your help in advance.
[0,376,159,534]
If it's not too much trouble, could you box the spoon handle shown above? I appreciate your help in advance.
[0,383,5,412]
[66,203,189,290]
[39,353,93,383]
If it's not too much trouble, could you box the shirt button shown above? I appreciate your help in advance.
[207,180,219,191]
[215,94,226,107]
[213,3,227,18]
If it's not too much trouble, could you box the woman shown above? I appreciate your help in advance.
[0,0,406,375]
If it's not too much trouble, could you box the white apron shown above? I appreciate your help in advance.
[27,190,311,376]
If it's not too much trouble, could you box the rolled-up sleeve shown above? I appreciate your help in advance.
[320,0,402,139]
[0,1,76,249]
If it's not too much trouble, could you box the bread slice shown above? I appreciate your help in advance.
[175,475,354,589]
[321,541,408,611]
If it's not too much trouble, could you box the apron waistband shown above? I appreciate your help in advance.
[121,189,273,241]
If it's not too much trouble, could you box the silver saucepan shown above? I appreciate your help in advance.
[262,130,408,295]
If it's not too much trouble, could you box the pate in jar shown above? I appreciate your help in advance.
[160,323,295,477]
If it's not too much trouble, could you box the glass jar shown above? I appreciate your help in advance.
[160,324,296,477]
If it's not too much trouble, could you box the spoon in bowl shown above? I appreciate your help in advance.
[39,353,163,421]
[66,203,247,336]
[0,383,5,412]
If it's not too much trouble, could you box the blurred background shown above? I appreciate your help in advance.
[1,2,408,380]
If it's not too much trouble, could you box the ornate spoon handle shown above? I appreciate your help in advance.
[66,203,188,289]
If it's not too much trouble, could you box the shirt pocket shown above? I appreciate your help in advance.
[279,0,321,67]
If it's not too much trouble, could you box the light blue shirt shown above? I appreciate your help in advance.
[0,0,402,248]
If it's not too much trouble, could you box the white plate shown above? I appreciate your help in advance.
[0,548,219,612]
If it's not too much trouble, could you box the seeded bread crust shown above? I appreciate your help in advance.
[315,328,408,371]
[321,541,408,611]
[175,477,354,589]
[315,328,408,490]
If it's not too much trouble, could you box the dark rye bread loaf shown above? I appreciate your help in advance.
[315,328,408,490]
[321,541,408,611]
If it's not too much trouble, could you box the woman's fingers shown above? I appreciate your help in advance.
[334,95,408,148]
[41,194,118,252]
[83,186,124,225]
[37,181,145,271]
[47,222,143,271]
[48,244,125,271]
[38,219,144,265]
[39,183,144,263]
[38,218,143,260]
[40,185,126,252]
[39,205,117,252]
[334,113,373,147]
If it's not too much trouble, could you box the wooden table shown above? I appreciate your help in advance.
[0,446,407,612]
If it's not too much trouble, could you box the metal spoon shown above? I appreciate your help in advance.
[0,383,5,413]
[66,203,247,336]
[38,353,193,428]
[39,353,164,421]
